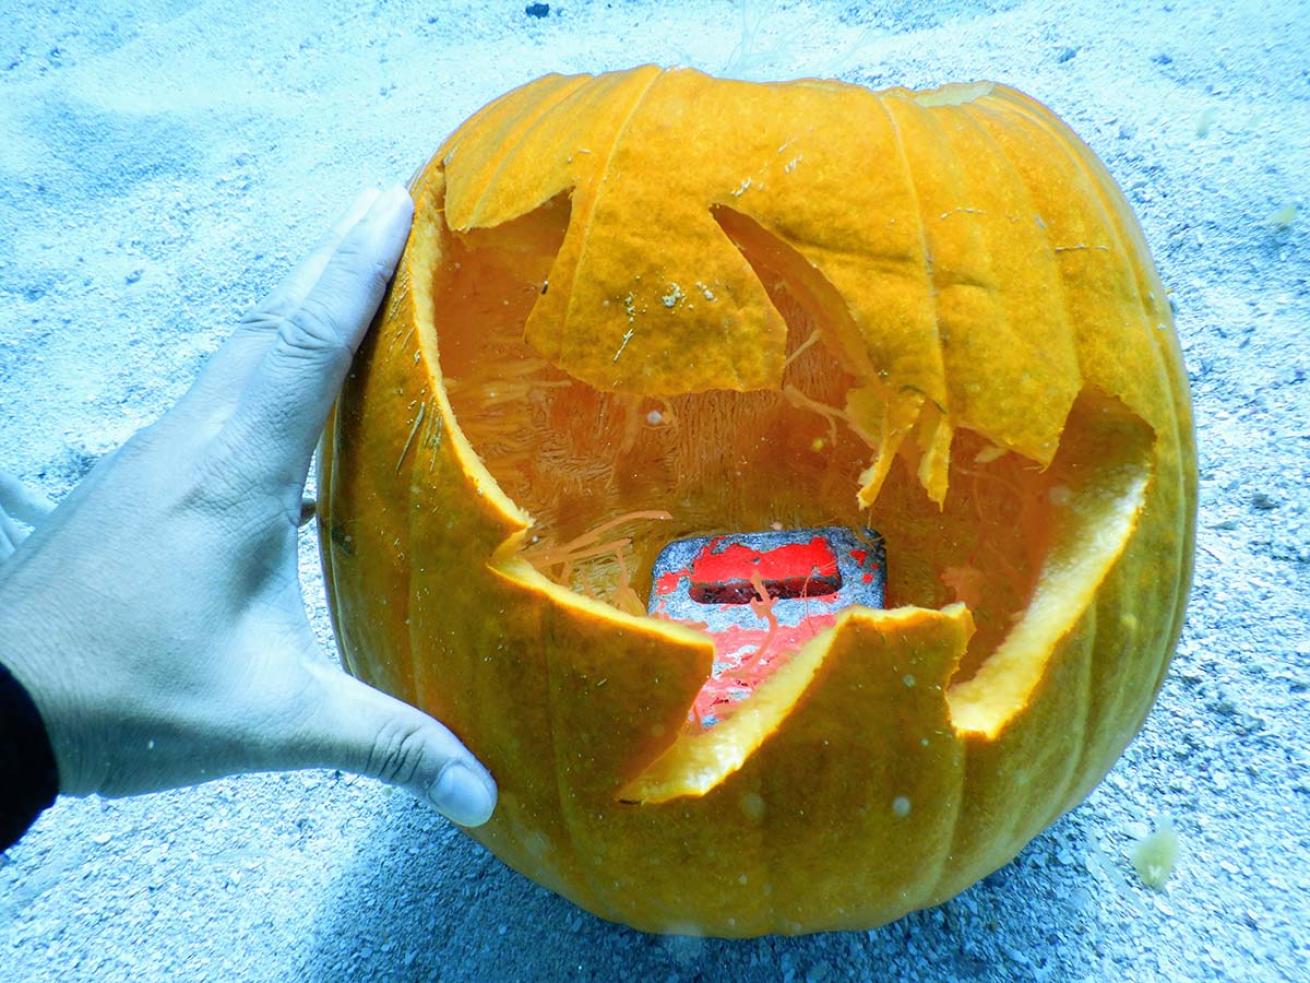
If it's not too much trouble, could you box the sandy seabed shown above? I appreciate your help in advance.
[1,1,1307,980]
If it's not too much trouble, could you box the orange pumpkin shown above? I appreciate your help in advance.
[318,66,1196,936]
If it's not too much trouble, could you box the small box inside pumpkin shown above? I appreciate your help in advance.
[649,527,886,728]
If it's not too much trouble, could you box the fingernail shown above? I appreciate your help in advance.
[428,763,495,827]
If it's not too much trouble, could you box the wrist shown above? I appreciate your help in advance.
[0,587,97,796]
[0,659,60,847]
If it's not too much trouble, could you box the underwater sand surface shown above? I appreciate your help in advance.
[1,0,1307,979]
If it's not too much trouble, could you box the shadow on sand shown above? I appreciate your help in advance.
[306,789,1107,982]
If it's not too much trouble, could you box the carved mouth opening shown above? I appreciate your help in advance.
[443,196,1068,658]
[429,187,1153,796]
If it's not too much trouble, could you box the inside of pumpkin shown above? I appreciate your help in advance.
[430,190,1153,794]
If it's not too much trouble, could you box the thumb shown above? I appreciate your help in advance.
[296,662,497,827]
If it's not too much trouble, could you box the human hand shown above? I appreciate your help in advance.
[0,186,496,827]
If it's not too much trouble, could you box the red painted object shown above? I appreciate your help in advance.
[649,527,886,727]
[689,537,842,603]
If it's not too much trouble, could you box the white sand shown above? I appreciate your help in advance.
[1,1,1307,979]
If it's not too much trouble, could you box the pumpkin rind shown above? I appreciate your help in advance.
[319,67,1196,936]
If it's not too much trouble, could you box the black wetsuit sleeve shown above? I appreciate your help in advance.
[0,660,59,851]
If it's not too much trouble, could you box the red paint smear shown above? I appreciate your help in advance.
[652,534,858,728]
[654,570,684,595]
[690,537,839,602]
[849,548,880,573]
[691,613,837,725]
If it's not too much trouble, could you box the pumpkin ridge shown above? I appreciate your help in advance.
[875,94,958,506]
[413,201,608,900]
[876,92,992,445]
[539,588,609,917]
[1048,113,1195,702]
[442,70,1154,470]
[985,87,1193,760]
[1050,584,1098,822]
[967,95,1191,765]
[1006,601,1099,869]
[936,104,1080,465]
[1074,574,1135,800]
[946,390,1154,736]
[927,670,978,901]
[875,91,951,432]
[461,74,592,231]
[544,67,663,375]
[980,88,1167,429]
[886,606,973,906]
[960,97,1084,408]
[441,73,580,229]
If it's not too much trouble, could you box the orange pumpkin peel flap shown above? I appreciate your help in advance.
[620,603,973,803]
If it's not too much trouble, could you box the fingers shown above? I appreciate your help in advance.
[223,185,413,484]
[174,187,383,423]
[0,470,56,526]
[248,188,384,326]
[291,662,497,827]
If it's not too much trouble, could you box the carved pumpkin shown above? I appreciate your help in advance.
[319,66,1196,936]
